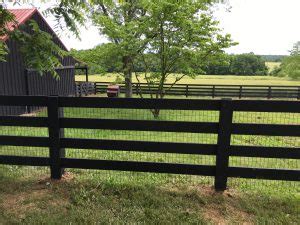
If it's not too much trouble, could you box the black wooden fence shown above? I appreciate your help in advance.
[0,95,299,191]
[78,82,300,99]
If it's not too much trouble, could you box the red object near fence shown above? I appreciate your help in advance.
[107,85,120,97]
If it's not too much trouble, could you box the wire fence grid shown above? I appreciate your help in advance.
[0,104,299,194]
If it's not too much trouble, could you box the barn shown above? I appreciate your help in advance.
[0,8,77,115]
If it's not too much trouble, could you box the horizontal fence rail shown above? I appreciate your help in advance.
[0,95,299,191]
[76,82,300,99]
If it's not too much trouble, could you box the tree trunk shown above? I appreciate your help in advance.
[123,56,133,98]
[125,75,132,98]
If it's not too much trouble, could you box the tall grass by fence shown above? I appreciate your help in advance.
[0,95,299,192]
[76,82,300,99]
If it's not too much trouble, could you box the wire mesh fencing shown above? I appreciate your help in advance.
[0,99,299,195]
[229,111,300,194]
[63,107,219,186]
[0,106,49,179]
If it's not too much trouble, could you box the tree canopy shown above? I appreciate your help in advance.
[1,0,233,91]
[271,42,300,80]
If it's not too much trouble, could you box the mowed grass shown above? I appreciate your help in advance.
[76,74,300,86]
[0,104,299,224]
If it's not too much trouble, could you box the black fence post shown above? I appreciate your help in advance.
[186,85,189,98]
[215,98,233,191]
[94,82,97,95]
[212,85,215,98]
[297,87,300,100]
[48,96,65,179]
[85,67,89,82]
[268,86,272,99]
[239,86,242,99]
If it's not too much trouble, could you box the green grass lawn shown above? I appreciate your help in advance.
[0,103,299,224]
[76,74,300,86]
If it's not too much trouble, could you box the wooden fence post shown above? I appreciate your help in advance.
[136,84,139,96]
[215,98,233,191]
[239,86,242,99]
[94,82,97,95]
[48,96,65,179]
[186,85,189,98]
[268,86,272,99]
[85,67,89,82]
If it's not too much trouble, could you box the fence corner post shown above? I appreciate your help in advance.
[215,98,233,192]
[48,95,65,179]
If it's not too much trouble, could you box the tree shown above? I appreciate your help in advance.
[0,5,16,62]
[278,55,300,79]
[70,44,122,74]
[1,0,229,83]
[88,1,157,97]
[277,42,300,79]
[230,53,268,75]
[134,0,235,117]
[290,41,300,56]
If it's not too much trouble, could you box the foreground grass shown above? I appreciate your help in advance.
[76,74,300,86]
[0,97,299,224]
[0,173,299,225]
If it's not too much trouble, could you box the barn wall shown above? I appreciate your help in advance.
[26,12,76,97]
[0,39,27,115]
[0,11,76,116]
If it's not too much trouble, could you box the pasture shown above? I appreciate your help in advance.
[265,62,281,73]
[76,74,300,86]
[0,101,299,224]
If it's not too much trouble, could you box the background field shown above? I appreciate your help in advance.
[265,61,281,73]
[76,74,300,86]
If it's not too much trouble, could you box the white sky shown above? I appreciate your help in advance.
[5,0,300,55]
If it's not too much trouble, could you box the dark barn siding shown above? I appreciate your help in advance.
[0,39,27,115]
[0,11,76,116]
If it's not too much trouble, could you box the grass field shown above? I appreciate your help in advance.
[0,175,299,224]
[265,61,281,73]
[76,74,300,86]
[0,104,299,224]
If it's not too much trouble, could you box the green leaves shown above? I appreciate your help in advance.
[279,55,300,79]
[230,53,268,76]
[0,41,8,62]
[70,43,123,74]
[0,6,16,62]
[145,0,235,77]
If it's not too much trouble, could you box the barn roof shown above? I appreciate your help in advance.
[1,8,68,51]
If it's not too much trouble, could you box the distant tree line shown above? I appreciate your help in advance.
[259,55,286,62]
[72,47,268,76]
